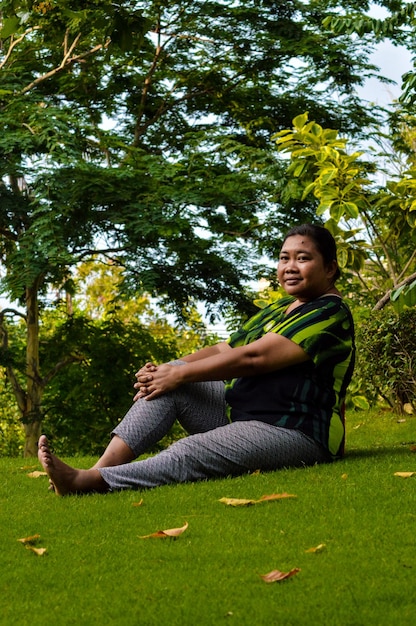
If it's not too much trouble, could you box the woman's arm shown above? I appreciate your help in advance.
[133,341,231,397]
[135,333,309,400]
[180,341,231,362]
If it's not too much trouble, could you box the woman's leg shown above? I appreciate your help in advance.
[98,421,331,491]
[39,436,109,496]
[90,375,227,469]
[39,422,330,496]
[43,376,228,492]
[91,435,136,469]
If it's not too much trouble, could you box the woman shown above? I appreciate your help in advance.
[38,224,355,495]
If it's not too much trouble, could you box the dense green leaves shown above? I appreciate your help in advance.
[354,308,416,412]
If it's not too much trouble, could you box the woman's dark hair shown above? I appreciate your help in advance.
[283,224,341,281]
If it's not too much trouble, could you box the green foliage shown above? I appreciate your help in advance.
[354,307,416,412]
[0,371,24,455]
[274,113,416,309]
[39,314,174,455]
[1,0,388,452]
[0,0,385,309]
[391,277,416,312]
[3,1,416,452]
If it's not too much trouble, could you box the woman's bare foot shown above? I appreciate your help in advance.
[38,435,109,496]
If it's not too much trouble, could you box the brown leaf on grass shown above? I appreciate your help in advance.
[139,521,188,539]
[18,534,41,544]
[18,534,47,556]
[260,568,301,583]
[219,493,297,507]
[26,545,47,556]
[394,471,416,478]
[410,446,416,453]
[132,499,144,507]
[305,543,326,553]
[27,471,48,478]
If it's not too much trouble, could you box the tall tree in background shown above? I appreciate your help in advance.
[0,0,386,454]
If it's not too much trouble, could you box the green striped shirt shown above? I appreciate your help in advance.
[225,295,355,459]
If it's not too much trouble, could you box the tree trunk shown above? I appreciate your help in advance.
[23,421,42,457]
[24,282,43,457]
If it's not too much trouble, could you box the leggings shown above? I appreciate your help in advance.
[98,376,330,491]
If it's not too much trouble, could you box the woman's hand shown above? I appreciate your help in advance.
[133,363,182,401]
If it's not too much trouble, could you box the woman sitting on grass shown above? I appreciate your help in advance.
[38,223,355,495]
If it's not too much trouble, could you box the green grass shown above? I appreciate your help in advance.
[1,410,416,626]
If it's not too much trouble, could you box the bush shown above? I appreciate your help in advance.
[40,315,181,455]
[354,307,416,413]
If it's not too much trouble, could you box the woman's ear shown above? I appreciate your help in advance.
[327,260,338,281]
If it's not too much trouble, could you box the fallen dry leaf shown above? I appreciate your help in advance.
[139,521,188,539]
[219,497,256,507]
[305,543,326,553]
[18,534,41,544]
[18,534,47,556]
[341,473,348,480]
[394,471,416,478]
[27,471,48,478]
[26,545,47,556]
[132,499,144,507]
[219,493,297,507]
[260,568,301,583]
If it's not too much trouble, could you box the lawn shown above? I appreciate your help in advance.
[1,409,415,626]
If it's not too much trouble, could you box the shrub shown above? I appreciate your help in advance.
[353,307,416,413]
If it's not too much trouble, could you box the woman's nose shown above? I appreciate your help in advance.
[285,259,299,271]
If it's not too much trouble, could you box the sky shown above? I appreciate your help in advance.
[358,39,413,105]
[358,3,413,105]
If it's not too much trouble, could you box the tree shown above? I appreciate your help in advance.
[1,258,218,455]
[273,112,416,309]
[0,0,387,454]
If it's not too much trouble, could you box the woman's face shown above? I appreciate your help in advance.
[277,235,337,301]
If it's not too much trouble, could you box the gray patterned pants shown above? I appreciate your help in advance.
[98,376,330,491]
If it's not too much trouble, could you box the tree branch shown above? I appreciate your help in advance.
[20,35,110,95]
[398,249,416,282]
[373,271,416,310]
[0,308,27,321]
[42,354,85,387]
[0,27,41,70]
[362,208,399,285]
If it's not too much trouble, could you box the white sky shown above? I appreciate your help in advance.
[357,40,413,105]
[358,2,413,105]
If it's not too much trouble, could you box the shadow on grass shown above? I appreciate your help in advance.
[344,443,416,460]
